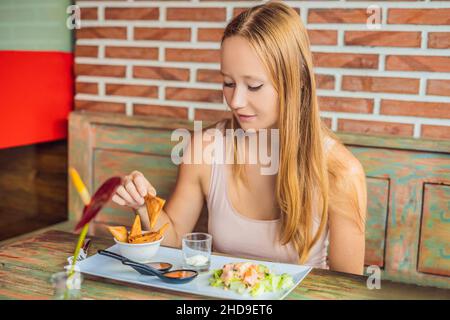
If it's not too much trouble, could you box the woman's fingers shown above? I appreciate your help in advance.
[116,185,137,206]
[133,174,149,198]
[134,175,157,197]
[125,178,145,206]
[131,171,156,197]
[112,171,156,209]
[111,194,126,206]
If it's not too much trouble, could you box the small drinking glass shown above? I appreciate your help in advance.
[50,269,83,300]
[182,233,212,272]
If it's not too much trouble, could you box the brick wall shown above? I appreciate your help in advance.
[74,0,450,140]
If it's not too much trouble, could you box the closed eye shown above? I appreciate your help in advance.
[223,83,263,91]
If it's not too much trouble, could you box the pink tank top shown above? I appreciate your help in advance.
[206,121,334,268]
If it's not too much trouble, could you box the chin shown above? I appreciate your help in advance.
[233,114,277,131]
[241,120,277,131]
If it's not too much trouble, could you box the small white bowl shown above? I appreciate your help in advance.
[114,234,164,263]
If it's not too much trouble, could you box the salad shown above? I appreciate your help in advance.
[209,262,294,297]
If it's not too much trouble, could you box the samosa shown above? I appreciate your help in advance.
[107,226,128,243]
[129,214,142,238]
[144,193,166,230]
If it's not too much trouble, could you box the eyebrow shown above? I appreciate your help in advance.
[220,70,264,82]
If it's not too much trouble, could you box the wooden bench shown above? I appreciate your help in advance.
[68,110,450,289]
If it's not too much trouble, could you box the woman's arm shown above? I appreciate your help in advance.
[137,134,208,249]
[327,144,367,275]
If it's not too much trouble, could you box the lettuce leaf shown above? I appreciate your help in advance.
[209,264,295,296]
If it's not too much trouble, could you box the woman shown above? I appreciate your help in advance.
[112,2,367,275]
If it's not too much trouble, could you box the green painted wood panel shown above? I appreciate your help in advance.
[365,177,389,268]
[92,124,179,156]
[418,183,450,277]
[0,0,73,52]
[348,146,450,289]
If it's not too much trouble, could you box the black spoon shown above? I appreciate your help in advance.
[98,250,198,284]
[122,260,198,284]
[98,250,172,272]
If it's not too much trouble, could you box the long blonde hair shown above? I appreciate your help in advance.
[220,1,335,264]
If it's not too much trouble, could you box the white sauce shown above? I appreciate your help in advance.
[185,254,209,266]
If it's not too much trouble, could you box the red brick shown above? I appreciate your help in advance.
[308,9,370,24]
[166,87,223,103]
[80,7,98,20]
[194,109,232,121]
[381,100,450,119]
[318,96,374,113]
[166,49,220,63]
[167,8,226,22]
[421,125,450,140]
[233,8,248,17]
[75,100,125,114]
[321,117,332,129]
[76,82,98,95]
[232,6,300,17]
[197,69,222,83]
[105,47,158,60]
[105,84,158,98]
[307,30,338,45]
[75,64,126,77]
[105,8,159,20]
[75,45,98,58]
[388,9,450,25]
[133,66,190,81]
[428,32,450,49]
[427,79,450,97]
[345,31,421,48]
[134,28,191,41]
[313,52,378,69]
[134,104,188,119]
[338,119,414,137]
[386,55,450,73]
[198,28,225,42]
[315,74,335,90]
[76,27,127,39]
[342,76,420,94]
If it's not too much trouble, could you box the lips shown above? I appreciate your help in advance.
[237,113,257,122]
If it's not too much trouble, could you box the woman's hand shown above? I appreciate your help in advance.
[112,170,157,210]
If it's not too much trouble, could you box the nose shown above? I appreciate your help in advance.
[228,86,247,111]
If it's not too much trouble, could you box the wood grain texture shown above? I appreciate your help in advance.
[418,184,450,277]
[350,147,450,289]
[365,178,389,267]
[0,140,68,242]
[0,230,448,300]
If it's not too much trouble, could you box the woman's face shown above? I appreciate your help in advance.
[220,36,279,131]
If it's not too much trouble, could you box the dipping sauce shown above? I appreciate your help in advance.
[164,270,197,279]
[185,254,209,267]
[147,262,172,270]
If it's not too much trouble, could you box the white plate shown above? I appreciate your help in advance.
[77,245,312,300]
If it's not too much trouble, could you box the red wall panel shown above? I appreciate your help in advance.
[0,51,73,149]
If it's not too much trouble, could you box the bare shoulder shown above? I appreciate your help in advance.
[182,119,226,160]
[181,119,228,195]
[326,136,367,229]
[327,138,365,178]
